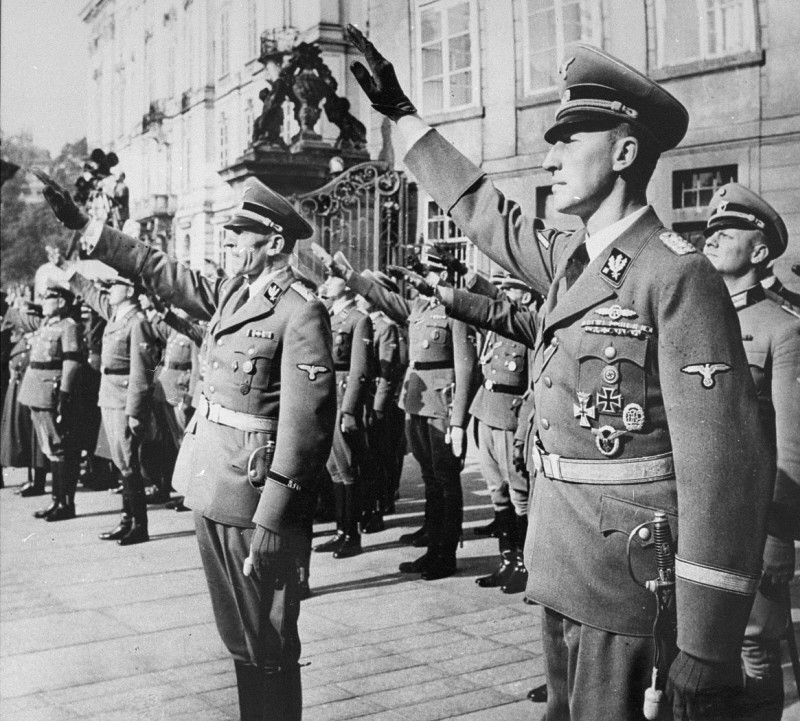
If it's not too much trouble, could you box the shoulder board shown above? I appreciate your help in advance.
[290,281,316,302]
[660,231,696,256]
[354,307,368,318]
[763,288,800,317]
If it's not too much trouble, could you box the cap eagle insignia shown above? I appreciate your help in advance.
[680,362,731,388]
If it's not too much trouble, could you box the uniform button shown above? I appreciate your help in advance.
[604,346,616,359]
[638,527,651,542]
[508,361,517,371]
[422,340,430,349]
[550,337,558,347]
[213,362,219,369]
[217,339,223,346]
[208,385,215,393]
[541,418,550,430]
[544,376,552,388]
[248,348,255,355]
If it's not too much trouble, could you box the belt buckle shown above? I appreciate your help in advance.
[484,379,494,391]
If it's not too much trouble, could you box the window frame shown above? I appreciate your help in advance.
[521,0,603,97]
[654,0,757,69]
[415,0,481,117]
[218,5,230,78]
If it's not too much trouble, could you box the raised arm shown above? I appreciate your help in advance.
[345,271,412,325]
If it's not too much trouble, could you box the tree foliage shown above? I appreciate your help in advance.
[1,134,87,287]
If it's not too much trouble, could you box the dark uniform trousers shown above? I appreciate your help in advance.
[69,276,159,528]
[77,221,336,720]
[345,275,477,557]
[407,130,771,720]
[733,285,800,720]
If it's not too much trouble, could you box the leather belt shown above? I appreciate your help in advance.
[29,361,63,370]
[198,395,278,434]
[167,361,192,371]
[103,367,130,375]
[483,380,524,394]
[534,446,675,484]
[409,360,452,370]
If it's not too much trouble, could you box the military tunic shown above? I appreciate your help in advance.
[733,285,800,716]
[346,272,477,551]
[76,221,336,671]
[18,315,83,462]
[405,130,770,667]
[326,299,373,486]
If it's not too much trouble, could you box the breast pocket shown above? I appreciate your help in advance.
[333,331,351,365]
[426,320,450,346]
[578,335,648,420]
[234,339,279,391]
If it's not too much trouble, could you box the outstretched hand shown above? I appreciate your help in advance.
[31,169,89,231]
[386,265,435,296]
[346,24,417,121]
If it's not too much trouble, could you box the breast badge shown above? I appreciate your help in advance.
[596,387,623,414]
[573,392,597,428]
[595,305,637,320]
[592,426,626,457]
[622,403,645,431]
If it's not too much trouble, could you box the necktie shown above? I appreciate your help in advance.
[564,242,589,290]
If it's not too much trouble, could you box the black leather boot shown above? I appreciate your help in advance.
[19,468,47,497]
[99,513,133,540]
[47,457,79,522]
[314,483,345,552]
[398,523,428,546]
[399,549,434,573]
[118,488,149,545]
[234,662,266,721]
[333,485,362,558]
[476,507,516,587]
[473,515,499,537]
[34,461,62,519]
[420,546,457,581]
[263,666,302,721]
[501,514,529,593]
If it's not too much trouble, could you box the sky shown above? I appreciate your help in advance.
[1,0,89,155]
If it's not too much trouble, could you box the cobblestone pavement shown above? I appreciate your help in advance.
[1,446,797,720]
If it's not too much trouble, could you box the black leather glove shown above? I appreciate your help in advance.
[512,440,527,475]
[346,24,417,121]
[666,650,743,720]
[56,391,74,433]
[432,243,469,276]
[386,265,435,296]
[32,170,89,230]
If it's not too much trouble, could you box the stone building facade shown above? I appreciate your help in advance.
[81,0,800,286]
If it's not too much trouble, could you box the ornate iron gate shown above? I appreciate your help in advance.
[293,161,415,283]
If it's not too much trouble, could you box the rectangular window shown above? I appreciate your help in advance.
[523,0,601,94]
[219,114,229,167]
[417,0,478,114]
[219,8,230,76]
[248,0,259,58]
[655,0,756,67]
[671,165,737,210]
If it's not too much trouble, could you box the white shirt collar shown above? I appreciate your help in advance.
[584,206,650,262]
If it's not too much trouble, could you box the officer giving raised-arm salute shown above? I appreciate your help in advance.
[346,25,771,721]
[39,174,336,721]
[328,249,477,580]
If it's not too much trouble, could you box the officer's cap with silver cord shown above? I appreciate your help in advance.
[224,177,314,241]
[362,269,400,294]
[544,45,689,153]
[704,182,788,259]
[43,282,75,304]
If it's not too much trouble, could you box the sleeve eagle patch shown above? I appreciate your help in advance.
[660,231,697,255]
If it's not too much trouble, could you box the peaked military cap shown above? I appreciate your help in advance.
[544,44,689,153]
[43,283,75,303]
[705,182,788,259]
[362,269,400,294]
[424,247,448,274]
[224,177,314,240]
[498,276,533,293]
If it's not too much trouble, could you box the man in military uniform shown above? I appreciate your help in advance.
[62,274,160,545]
[327,248,478,580]
[313,274,373,559]
[702,183,800,720]
[347,27,771,719]
[357,269,405,527]
[17,285,84,521]
[467,273,533,595]
[40,175,335,721]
